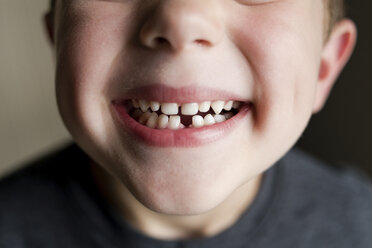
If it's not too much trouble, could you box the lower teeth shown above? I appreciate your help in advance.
[130,109,237,130]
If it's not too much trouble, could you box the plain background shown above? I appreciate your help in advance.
[0,0,371,177]
[297,1,372,177]
[0,0,70,176]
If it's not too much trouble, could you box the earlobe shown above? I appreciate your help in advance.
[43,12,55,45]
[312,19,357,113]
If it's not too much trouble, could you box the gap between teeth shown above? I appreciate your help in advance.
[131,100,240,129]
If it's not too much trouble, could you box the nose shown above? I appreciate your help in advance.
[139,0,224,52]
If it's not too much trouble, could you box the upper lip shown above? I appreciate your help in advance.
[112,84,251,103]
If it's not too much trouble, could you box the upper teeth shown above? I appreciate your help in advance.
[139,100,150,112]
[130,99,242,129]
[211,101,225,115]
[132,100,240,115]
[161,103,179,115]
[181,103,199,115]
[199,101,211,112]
[150,101,160,112]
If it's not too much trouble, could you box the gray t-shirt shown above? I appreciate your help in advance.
[1,144,372,248]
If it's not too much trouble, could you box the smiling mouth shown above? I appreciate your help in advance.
[111,85,253,147]
[127,99,243,129]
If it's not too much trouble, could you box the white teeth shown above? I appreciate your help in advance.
[161,103,179,115]
[139,100,150,112]
[181,103,199,115]
[150,101,160,112]
[131,99,242,128]
[204,114,216,126]
[224,112,234,120]
[211,101,225,115]
[199,101,211,113]
[134,99,240,112]
[233,101,240,109]
[214,114,226,123]
[224,101,233,111]
[157,114,169,129]
[139,111,152,124]
[132,99,140,109]
[192,115,204,128]
[169,116,181,130]
[146,112,158,128]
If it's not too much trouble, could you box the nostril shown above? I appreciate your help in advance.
[195,39,211,47]
[152,37,211,49]
[154,37,170,47]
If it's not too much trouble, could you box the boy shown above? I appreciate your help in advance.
[1,0,371,247]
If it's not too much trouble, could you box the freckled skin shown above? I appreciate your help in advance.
[46,0,356,238]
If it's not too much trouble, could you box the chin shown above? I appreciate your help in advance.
[123,159,241,216]
[134,183,232,216]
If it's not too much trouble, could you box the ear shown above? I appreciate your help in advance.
[43,11,55,45]
[312,19,357,113]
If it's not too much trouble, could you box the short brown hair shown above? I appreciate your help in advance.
[325,0,346,36]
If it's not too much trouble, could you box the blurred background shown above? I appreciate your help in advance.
[0,0,70,176]
[0,0,371,177]
[298,1,372,177]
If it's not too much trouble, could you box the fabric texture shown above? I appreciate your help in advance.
[1,143,372,248]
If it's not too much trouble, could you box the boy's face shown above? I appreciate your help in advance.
[50,0,350,214]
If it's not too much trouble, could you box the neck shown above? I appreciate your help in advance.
[90,161,262,240]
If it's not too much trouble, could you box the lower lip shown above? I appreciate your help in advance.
[112,102,252,147]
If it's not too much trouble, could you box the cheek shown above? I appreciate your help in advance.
[229,6,323,142]
[55,8,134,143]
